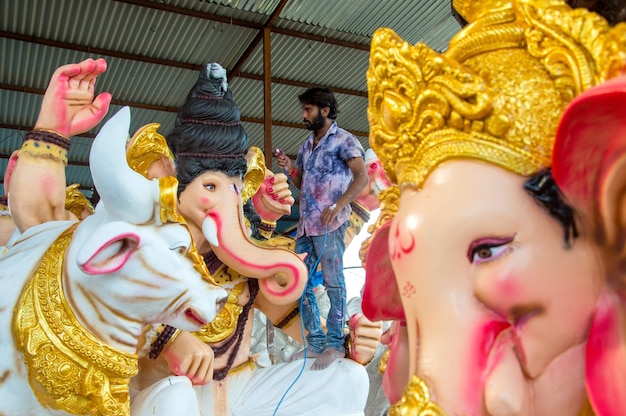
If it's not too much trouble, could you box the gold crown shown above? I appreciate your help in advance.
[368,0,626,188]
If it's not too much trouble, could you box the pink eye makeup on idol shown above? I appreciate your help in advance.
[467,235,515,265]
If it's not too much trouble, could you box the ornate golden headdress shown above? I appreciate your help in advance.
[368,0,626,189]
[126,123,174,178]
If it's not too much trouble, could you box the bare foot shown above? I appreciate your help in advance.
[311,348,345,370]
[290,348,321,361]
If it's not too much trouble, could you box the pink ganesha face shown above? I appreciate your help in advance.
[376,160,604,415]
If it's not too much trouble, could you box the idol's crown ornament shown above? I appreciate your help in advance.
[368,0,626,188]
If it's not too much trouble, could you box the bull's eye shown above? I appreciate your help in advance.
[172,245,188,255]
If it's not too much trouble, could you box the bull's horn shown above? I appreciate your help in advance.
[90,107,160,224]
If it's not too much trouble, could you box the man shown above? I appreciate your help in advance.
[277,87,368,370]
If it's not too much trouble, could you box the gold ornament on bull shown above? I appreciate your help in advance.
[366,0,626,413]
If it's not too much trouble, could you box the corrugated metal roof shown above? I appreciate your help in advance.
[0,0,461,198]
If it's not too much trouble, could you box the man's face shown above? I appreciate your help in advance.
[301,103,326,131]
[367,160,603,414]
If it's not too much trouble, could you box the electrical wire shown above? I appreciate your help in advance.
[272,164,329,415]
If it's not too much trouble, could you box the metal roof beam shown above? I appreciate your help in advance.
[0,31,365,97]
[112,0,370,51]
[228,0,290,80]
[0,86,368,136]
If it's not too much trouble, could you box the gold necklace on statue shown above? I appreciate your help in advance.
[13,225,137,416]
[192,265,247,343]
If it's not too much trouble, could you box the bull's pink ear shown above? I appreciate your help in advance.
[363,221,405,322]
[76,223,141,275]
[79,234,140,275]
[586,290,626,415]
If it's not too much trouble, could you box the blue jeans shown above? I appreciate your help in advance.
[295,221,348,354]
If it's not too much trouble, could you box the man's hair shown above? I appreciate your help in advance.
[298,87,338,120]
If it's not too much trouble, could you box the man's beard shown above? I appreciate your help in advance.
[304,112,326,131]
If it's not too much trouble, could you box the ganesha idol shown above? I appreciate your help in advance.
[360,0,626,414]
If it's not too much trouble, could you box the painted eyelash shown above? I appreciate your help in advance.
[467,235,515,263]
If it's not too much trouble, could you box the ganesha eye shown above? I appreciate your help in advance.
[467,236,514,265]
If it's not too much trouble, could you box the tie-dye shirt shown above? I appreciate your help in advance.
[295,122,365,237]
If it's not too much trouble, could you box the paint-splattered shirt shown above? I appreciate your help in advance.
[295,122,365,237]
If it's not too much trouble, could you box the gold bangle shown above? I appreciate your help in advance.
[345,334,375,366]
[19,130,71,165]
[258,219,276,240]
[165,328,182,348]
[19,140,68,165]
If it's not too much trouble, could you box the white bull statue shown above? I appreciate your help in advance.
[0,107,227,416]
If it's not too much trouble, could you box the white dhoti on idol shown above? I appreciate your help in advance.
[131,356,369,416]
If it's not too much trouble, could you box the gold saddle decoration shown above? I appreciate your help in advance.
[365,0,626,412]
[13,225,137,415]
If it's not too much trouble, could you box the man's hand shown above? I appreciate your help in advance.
[275,151,292,172]
[162,331,215,385]
[252,171,294,222]
[35,58,111,137]
[320,202,342,227]
[348,313,383,365]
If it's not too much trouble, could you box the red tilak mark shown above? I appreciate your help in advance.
[401,281,416,299]
[390,224,415,260]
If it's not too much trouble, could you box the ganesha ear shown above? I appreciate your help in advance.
[3,150,20,195]
[585,290,626,415]
[598,152,626,254]
[146,156,176,180]
[363,220,405,322]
